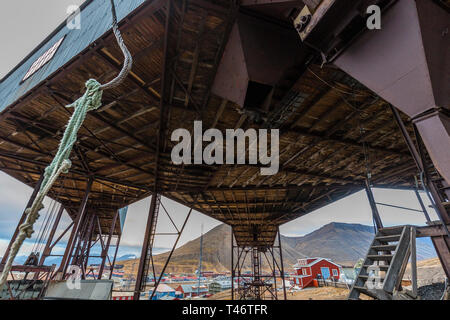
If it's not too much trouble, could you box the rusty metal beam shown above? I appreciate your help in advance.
[60,178,93,276]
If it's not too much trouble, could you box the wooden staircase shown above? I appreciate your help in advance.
[348,225,418,300]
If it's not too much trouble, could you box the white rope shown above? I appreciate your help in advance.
[0,0,133,292]
[0,160,72,288]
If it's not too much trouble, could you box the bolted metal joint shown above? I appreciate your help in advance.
[295,14,311,33]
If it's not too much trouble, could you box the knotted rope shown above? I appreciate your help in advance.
[0,0,132,291]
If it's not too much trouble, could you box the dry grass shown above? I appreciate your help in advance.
[208,287,362,300]
[405,257,445,286]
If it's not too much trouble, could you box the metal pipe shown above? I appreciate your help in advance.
[364,180,384,230]
[109,234,122,280]
[277,227,287,301]
[414,188,431,222]
[375,202,425,213]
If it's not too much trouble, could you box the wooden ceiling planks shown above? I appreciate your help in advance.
[0,0,430,244]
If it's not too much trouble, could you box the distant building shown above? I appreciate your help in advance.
[292,258,342,289]
[209,280,232,294]
[151,284,176,300]
[191,285,208,297]
[176,284,194,299]
[176,284,208,298]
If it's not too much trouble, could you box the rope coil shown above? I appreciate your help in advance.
[0,0,132,291]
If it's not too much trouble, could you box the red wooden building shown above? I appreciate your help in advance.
[292,258,342,289]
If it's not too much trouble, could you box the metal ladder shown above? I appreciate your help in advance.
[348,225,417,300]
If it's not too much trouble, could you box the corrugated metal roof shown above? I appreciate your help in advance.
[210,280,231,288]
[293,257,342,268]
[0,0,146,114]
[178,284,193,293]
[154,283,175,293]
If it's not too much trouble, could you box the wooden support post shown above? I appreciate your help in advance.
[1,175,44,265]
[60,178,93,276]
[383,226,411,294]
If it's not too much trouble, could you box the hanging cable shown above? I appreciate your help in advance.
[37,173,67,255]
[307,67,371,98]
[33,171,67,256]
[32,199,56,254]
[100,0,133,91]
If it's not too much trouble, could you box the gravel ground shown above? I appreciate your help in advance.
[418,282,445,300]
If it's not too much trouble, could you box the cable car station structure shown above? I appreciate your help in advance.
[0,0,449,300]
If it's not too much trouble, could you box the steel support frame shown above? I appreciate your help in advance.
[391,106,450,279]
[98,210,119,279]
[133,193,195,300]
[149,201,195,300]
[231,228,287,300]
[59,178,93,277]
[134,194,159,300]
[71,212,96,278]
[109,233,122,280]
[38,205,65,266]
[133,0,174,301]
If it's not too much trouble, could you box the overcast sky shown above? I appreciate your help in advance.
[0,1,438,260]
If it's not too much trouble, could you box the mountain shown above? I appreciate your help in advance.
[147,224,308,273]
[151,224,234,273]
[7,222,436,274]
[282,223,375,265]
[144,222,436,273]
[282,222,436,265]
